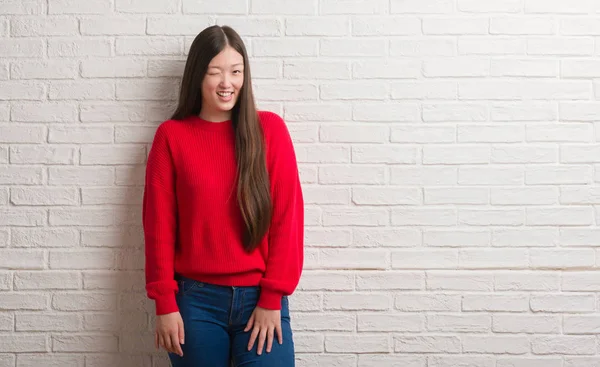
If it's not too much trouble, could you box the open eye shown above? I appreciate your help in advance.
[233,70,242,74]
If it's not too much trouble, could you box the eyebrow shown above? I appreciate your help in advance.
[208,63,244,69]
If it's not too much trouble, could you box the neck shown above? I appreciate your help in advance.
[199,107,231,123]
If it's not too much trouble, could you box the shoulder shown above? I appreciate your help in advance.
[153,118,190,142]
[257,110,289,138]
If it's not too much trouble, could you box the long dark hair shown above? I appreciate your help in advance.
[171,25,272,252]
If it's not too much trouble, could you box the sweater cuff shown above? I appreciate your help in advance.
[155,294,178,315]
[258,288,283,310]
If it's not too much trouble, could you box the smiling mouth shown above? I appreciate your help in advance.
[217,91,234,97]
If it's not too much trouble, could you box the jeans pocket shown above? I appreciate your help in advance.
[179,279,203,296]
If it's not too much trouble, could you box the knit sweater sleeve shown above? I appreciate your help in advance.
[258,111,305,310]
[143,122,179,315]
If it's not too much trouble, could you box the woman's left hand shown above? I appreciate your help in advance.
[244,306,282,355]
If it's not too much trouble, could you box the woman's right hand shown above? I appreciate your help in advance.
[155,311,185,357]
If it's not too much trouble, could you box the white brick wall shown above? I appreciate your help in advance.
[2,0,600,366]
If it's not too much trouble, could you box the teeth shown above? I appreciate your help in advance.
[217,92,233,97]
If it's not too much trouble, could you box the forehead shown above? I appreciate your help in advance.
[208,45,244,67]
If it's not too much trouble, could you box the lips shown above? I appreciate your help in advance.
[217,91,234,97]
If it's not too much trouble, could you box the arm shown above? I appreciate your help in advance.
[257,112,305,310]
[143,123,179,315]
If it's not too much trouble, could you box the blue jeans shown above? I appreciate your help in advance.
[168,274,295,367]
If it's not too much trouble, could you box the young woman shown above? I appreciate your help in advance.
[142,25,304,367]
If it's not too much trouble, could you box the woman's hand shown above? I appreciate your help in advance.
[244,306,282,355]
[155,311,185,357]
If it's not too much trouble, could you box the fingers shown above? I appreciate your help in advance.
[170,332,183,357]
[256,328,267,355]
[275,324,283,345]
[163,332,172,352]
[247,326,259,351]
[178,320,185,345]
[266,327,274,353]
[244,313,255,333]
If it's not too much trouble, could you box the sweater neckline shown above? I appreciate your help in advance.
[190,115,233,131]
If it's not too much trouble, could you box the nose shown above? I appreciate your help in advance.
[219,73,232,88]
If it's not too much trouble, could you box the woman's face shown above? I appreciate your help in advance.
[201,45,244,118]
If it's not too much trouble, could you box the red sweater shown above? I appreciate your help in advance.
[143,110,304,315]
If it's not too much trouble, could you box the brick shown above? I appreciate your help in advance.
[430,356,495,367]
[293,313,355,332]
[492,59,558,77]
[392,209,457,226]
[392,167,457,186]
[251,0,316,14]
[423,146,490,164]
[53,335,118,352]
[297,355,356,367]
[427,271,494,291]
[459,166,524,185]
[563,272,600,291]
[391,0,453,13]
[81,59,146,78]
[16,313,80,331]
[0,334,46,352]
[0,313,12,331]
[525,0,598,13]
[12,102,78,122]
[423,103,487,122]
[391,38,456,57]
[16,354,83,367]
[356,272,423,290]
[254,82,318,101]
[530,249,594,268]
[459,208,524,226]
[116,0,178,13]
[424,18,489,35]
[425,188,489,205]
[147,16,213,35]
[458,37,526,55]
[564,358,600,367]
[218,17,281,36]
[492,101,558,121]
[49,81,115,100]
[396,294,461,312]
[11,60,78,79]
[185,0,247,14]
[561,18,600,35]
[492,228,558,247]
[147,59,186,77]
[116,79,179,101]
[494,314,560,333]
[298,272,353,291]
[0,294,47,310]
[462,335,529,354]
[320,125,388,143]
[10,146,76,165]
[286,17,348,36]
[319,166,385,185]
[49,38,111,57]
[458,0,523,13]
[0,40,44,58]
[49,250,114,270]
[495,271,559,291]
[526,207,593,226]
[0,81,44,100]
[320,38,386,57]
[530,294,595,312]
[352,146,417,164]
[424,57,489,77]
[11,17,78,36]
[424,229,489,247]
[0,167,43,185]
[427,314,491,332]
[352,187,420,205]
[80,16,146,35]
[324,293,390,311]
[294,334,324,353]
[355,60,422,80]
[527,124,592,143]
[52,293,116,311]
[490,17,556,35]
[0,125,45,143]
[0,210,45,227]
[304,187,349,205]
[459,249,528,268]
[49,126,113,144]
[358,314,423,332]
[526,165,592,185]
[392,250,457,269]
[354,229,421,248]
[354,102,419,121]
[80,145,146,165]
[50,208,140,226]
[81,187,143,205]
[326,335,388,353]
[531,336,596,355]
[463,294,529,312]
[15,271,80,290]
[11,187,78,206]
[321,0,388,14]
[352,16,420,35]
[116,37,181,56]
[0,0,45,14]
[320,249,388,269]
[49,167,114,185]
[528,37,594,56]
[85,355,150,367]
[392,82,457,100]
[80,102,145,122]
[394,335,460,353]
